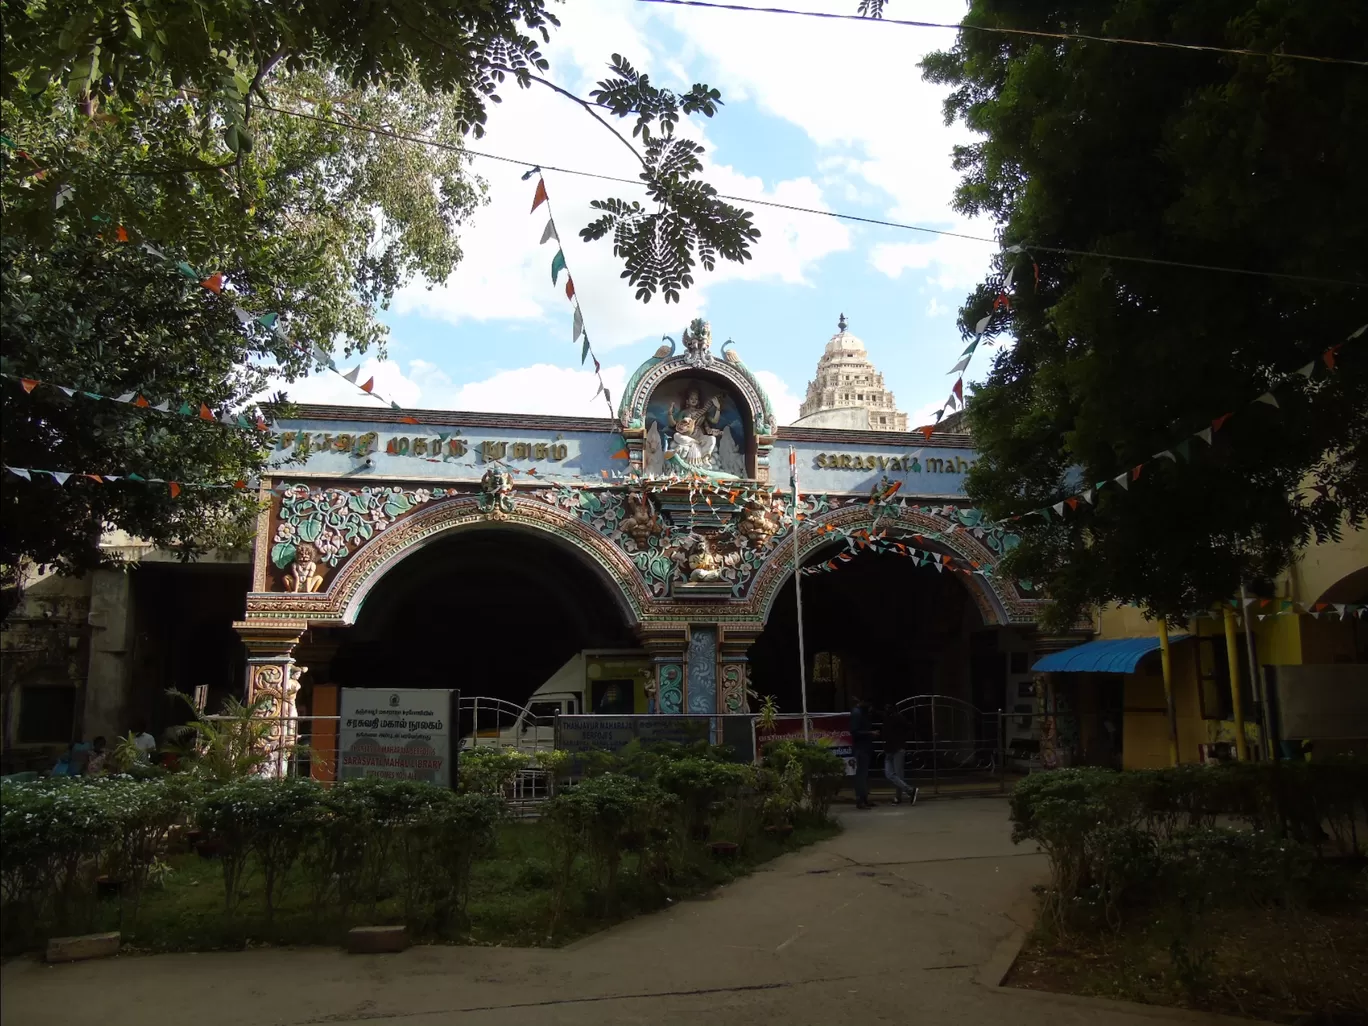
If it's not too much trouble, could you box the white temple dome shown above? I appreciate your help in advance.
[824,312,867,355]
[795,313,908,432]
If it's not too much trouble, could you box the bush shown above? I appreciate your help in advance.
[0,776,194,949]
[762,740,846,822]
[1009,763,1363,939]
[458,747,530,798]
[543,773,678,930]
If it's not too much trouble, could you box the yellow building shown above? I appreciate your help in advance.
[1033,526,1367,769]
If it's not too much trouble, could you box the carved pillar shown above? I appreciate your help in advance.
[685,625,719,715]
[719,625,760,713]
[234,620,307,777]
[640,628,686,714]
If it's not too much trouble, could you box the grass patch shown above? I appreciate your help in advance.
[94,814,839,953]
[1007,886,1368,1023]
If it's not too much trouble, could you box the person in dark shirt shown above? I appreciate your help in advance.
[851,699,876,809]
[880,704,918,805]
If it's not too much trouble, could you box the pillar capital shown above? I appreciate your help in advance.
[233,620,308,660]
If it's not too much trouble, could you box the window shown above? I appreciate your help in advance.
[527,701,562,720]
[18,685,76,743]
[857,394,864,401]
[1196,635,1254,721]
[879,416,887,424]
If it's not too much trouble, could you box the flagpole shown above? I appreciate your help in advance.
[790,448,810,741]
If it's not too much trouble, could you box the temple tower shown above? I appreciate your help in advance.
[794,314,908,431]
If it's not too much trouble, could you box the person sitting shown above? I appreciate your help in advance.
[85,736,109,776]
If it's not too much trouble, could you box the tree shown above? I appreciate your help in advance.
[906,0,1367,626]
[1,2,756,594]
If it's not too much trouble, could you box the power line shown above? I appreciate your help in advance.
[637,0,1368,68]
[260,102,1367,290]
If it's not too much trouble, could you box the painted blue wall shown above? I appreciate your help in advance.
[269,415,978,498]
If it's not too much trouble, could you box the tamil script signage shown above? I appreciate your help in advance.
[555,715,714,754]
[338,688,458,787]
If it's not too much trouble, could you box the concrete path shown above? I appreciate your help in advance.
[1,798,1236,1026]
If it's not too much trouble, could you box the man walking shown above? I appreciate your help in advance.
[851,698,876,809]
[880,703,918,805]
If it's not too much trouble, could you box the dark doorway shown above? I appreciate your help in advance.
[749,546,988,713]
[329,528,637,708]
[130,561,250,738]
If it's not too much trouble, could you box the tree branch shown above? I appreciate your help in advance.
[488,66,646,170]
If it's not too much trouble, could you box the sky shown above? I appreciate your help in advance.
[283,0,997,429]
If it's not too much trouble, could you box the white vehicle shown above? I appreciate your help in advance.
[462,649,651,751]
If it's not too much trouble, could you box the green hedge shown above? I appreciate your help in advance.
[1009,762,1366,935]
[1,775,501,950]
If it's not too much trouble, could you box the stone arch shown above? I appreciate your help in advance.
[309,494,650,627]
[745,503,1031,626]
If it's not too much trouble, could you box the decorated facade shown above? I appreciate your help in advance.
[234,320,1062,724]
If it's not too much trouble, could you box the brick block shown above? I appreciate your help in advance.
[46,932,121,963]
[347,925,409,954]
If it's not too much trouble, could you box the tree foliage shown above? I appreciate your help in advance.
[913,0,1368,624]
[1,1,755,586]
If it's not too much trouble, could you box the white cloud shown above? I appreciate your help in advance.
[926,296,944,318]
[653,0,997,290]
[870,228,995,292]
[390,3,851,351]
[753,369,803,427]
[275,359,628,419]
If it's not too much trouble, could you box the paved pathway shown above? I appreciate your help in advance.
[1,798,1240,1026]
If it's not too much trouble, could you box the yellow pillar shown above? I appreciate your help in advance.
[1158,620,1179,766]
[1222,607,1248,761]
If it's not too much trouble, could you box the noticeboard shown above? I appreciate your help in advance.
[338,688,458,787]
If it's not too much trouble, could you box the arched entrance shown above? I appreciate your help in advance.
[326,526,639,706]
[749,549,992,713]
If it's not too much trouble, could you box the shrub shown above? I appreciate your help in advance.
[459,747,530,798]
[655,757,752,838]
[542,773,678,930]
[196,777,324,916]
[1008,762,1363,939]
[762,740,847,822]
[0,776,193,947]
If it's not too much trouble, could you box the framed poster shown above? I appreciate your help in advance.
[338,688,458,788]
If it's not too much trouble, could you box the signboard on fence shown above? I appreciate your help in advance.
[338,688,458,787]
[555,715,714,754]
[759,715,855,775]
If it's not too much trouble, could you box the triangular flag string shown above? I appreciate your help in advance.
[35,183,420,425]
[524,168,615,421]
[2,373,271,434]
[1005,321,1361,522]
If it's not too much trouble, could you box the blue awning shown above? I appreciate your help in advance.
[1031,635,1190,674]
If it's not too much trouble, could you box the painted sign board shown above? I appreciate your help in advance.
[554,715,713,754]
[267,415,981,497]
[338,687,458,787]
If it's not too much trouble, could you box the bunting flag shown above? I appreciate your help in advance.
[36,180,421,424]
[524,168,616,420]
[2,373,270,434]
[1004,321,1363,523]
[912,260,1027,437]
[798,524,1009,583]
[5,464,259,496]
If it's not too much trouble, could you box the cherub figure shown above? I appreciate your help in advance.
[284,542,325,593]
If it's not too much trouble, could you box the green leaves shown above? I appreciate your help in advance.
[269,540,297,569]
[580,54,758,303]
[926,0,1368,623]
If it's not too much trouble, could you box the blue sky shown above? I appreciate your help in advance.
[287,0,995,427]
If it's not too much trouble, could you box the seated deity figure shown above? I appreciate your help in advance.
[670,411,718,466]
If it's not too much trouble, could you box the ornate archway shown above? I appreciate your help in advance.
[744,501,1034,627]
[246,492,651,628]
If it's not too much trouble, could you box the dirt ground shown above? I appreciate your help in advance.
[2,798,1252,1026]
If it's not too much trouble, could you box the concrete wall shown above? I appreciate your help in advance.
[790,407,872,431]
[1,566,92,762]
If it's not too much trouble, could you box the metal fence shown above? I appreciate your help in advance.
[195,698,1079,801]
